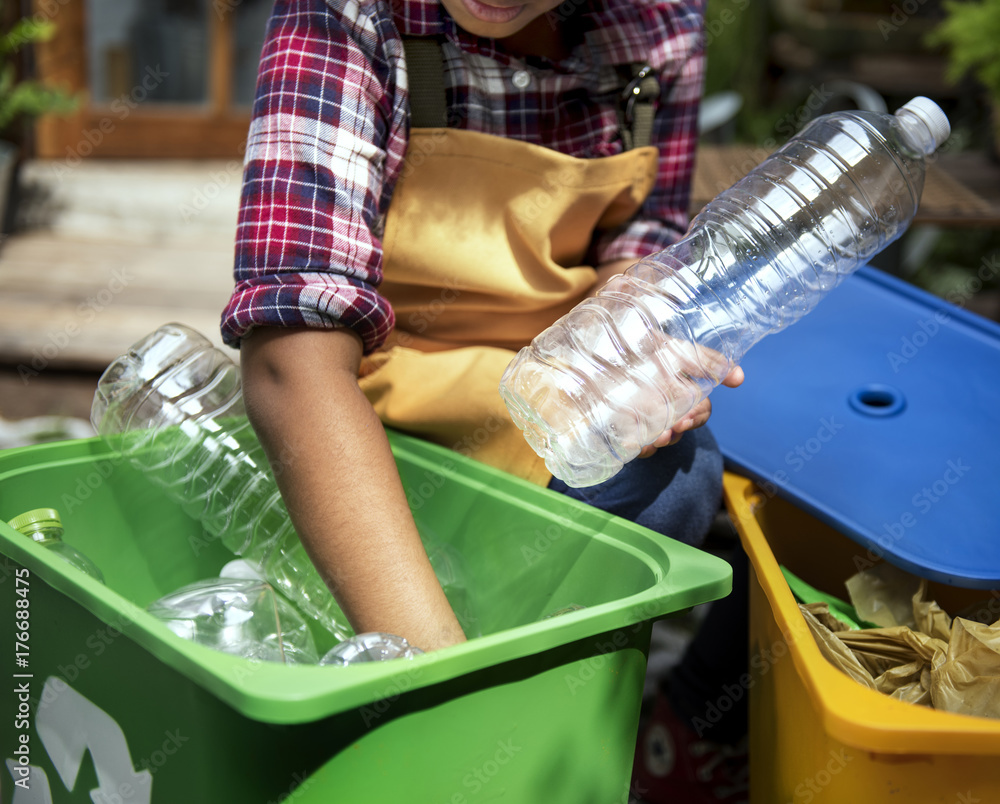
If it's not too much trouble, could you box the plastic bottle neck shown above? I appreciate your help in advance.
[21,526,64,545]
[22,527,63,544]
[894,108,940,157]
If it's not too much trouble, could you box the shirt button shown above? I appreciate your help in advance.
[511,70,531,89]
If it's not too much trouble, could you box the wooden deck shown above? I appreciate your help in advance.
[691,146,1000,227]
[0,159,239,377]
[0,230,235,370]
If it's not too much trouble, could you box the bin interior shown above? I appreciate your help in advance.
[0,439,656,636]
[0,432,732,723]
[750,483,997,619]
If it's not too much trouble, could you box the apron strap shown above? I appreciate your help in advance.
[402,37,449,128]
[401,37,658,149]
[616,63,660,151]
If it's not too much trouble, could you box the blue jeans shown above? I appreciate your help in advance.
[548,425,749,745]
[547,425,723,549]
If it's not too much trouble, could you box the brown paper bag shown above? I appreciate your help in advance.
[802,587,1000,718]
[930,617,1000,718]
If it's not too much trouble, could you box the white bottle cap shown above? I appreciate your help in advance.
[899,96,951,150]
[219,559,266,581]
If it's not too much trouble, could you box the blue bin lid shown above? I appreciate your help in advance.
[709,265,1000,588]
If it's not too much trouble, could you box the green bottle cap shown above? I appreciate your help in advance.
[8,508,63,535]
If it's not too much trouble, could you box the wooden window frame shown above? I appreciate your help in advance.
[33,0,251,159]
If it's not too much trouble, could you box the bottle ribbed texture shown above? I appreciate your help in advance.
[91,324,354,642]
[147,578,320,664]
[500,99,949,487]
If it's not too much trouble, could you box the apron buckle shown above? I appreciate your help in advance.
[620,64,657,128]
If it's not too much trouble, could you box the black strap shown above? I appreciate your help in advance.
[402,37,659,149]
[402,38,449,128]
[616,63,660,151]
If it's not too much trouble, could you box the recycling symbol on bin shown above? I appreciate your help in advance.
[6,677,152,803]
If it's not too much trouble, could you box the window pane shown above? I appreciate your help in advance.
[86,0,210,105]
[232,0,272,107]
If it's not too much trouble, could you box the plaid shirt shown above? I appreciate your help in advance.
[222,0,705,353]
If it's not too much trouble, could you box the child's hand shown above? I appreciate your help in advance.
[638,366,744,458]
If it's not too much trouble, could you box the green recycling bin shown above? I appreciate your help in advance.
[0,429,730,803]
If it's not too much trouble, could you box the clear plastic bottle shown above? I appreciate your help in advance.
[147,578,319,664]
[8,508,105,583]
[426,541,480,638]
[500,97,951,487]
[318,632,423,666]
[90,323,354,642]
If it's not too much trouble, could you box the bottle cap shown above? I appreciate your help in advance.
[8,508,63,535]
[899,96,951,150]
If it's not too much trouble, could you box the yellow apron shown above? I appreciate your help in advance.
[358,125,657,486]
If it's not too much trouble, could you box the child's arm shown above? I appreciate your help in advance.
[219,6,463,649]
[240,325,466,652]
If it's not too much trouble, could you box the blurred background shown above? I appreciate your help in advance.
[0,0,998,445]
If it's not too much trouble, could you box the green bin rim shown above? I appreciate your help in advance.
[0,432,732,724]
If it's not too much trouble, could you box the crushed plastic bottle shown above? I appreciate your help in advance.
[147,578,319,664]
[91,323,471,646]
[500,97,951,487]
[90,323,354,642]
[7,508,105,583]
[426,541,480,638]
[319,632,423,666]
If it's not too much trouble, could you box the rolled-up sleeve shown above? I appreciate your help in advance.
[221,0,407,353]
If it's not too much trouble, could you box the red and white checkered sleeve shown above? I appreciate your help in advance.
[221,0,408,353]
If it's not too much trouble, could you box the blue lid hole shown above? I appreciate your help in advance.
[849,384,906,417]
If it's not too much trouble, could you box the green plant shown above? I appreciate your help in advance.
[926,0,1000,106]
[0,15,78,138]
[910,228,1000,296]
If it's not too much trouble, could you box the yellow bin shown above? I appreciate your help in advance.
[723,472,1000,803]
